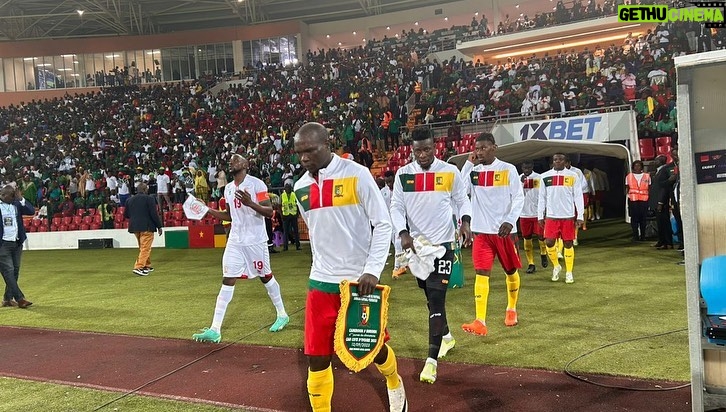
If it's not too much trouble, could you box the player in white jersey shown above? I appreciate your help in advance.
[390,127,472,384]
[538,153,585,284]
[519,160,548,274]
[192,154,288,343]
[459,133,524,337]
[293,122,407,412]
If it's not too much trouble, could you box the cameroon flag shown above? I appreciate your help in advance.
[295,177,359,212]
[189,225,215,248]
[543,175,575,187]
[399,172,454,192]
[470,170,509,187]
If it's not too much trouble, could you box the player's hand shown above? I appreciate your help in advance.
[467,152,478,164]
[576,219,584,228]
[14,187,23,201]
[460,220,473,248]
[357,273,378,296]
[236,189,254,206]
[400,231,415,253]
[498,222,513,237]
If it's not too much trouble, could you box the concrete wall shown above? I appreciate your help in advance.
[23,227,188,251]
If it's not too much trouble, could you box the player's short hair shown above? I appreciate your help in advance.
[521,160,534,168]
[475,132,496,145]
[384,170,395,178]
[552,152,569,161]
[411,127,433,142]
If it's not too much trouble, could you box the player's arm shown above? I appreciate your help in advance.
[358,171,393,295]
[537,175,547,225]
[237,186,274,218]
[207,207,232,222]
[389,169,412,251]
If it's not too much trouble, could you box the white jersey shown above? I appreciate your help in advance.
[568,165,590,194]
[537,168,585,221]
[225,176,269,246]
[461,158,523,235]
[390,157,472,245]
[520,171,542,219]
[156,173,170,194]
[294,154,392,284]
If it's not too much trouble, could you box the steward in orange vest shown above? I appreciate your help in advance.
[625,160,651,242]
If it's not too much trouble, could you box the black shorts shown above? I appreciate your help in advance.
[417,248,454,291]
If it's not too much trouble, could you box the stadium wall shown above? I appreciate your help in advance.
[23,227,188,250]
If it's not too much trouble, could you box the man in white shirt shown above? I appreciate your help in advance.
[460,134,524,337]
[380,170,407,278]
[519,160,548,273]
[155,167,171,212]
[293,122,407,412]
[192,154,289,344]
[0,184,35,308]
[390,128,472,384]
[538,153,585,284]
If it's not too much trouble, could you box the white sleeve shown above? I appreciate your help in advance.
[390,169,407,237]
[452,166,472,220]
[460,160,474,196]
[537,175,547,221]
[506,165,524,226]
[358,171,393,279]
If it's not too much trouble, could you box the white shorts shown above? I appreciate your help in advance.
[222,242,271,279]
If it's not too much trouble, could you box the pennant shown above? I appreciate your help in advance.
[334,281,390,373]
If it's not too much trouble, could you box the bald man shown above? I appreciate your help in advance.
[293,122,407,412]
[193,154,289,344]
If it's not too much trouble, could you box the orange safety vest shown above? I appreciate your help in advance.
[626,173,650,202]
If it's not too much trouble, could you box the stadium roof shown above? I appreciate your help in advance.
[0,0,470,41]
[0,0,557,42]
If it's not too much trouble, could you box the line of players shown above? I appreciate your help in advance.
[187,125,596,412]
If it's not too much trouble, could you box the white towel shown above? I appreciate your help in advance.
[402,236,447,281]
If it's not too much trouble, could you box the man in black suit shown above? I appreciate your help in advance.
[651,155,674,249]
[124,183,163,276]
[551,94,571,118]
[0,184,35,308]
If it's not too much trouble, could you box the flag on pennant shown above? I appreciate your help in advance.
[470,170,509,187]
[295,177,359,212]
[399,172,454,192]
[189,225,215,248]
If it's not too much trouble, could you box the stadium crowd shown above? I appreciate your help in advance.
[0,4,723,232]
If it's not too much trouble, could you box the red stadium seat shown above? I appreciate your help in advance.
[38,225,48,232]
[93,215,102,224]
[91,223,102,230]
[83,215,93,224]
[638,138,654,148]
[80,224,90,231]
[117,206,126,215]
[32,219,42,227]
[656,136,672,147]
[657,145,672,156]
[62,216,72,225]
[73,216,83,225]
[207,201,218,210]
[59,225,68,231]
[640,145,656,161]
[87,208,96,215]
[76,208,85,216]
[173,203,183,211]
[173,210,184,220]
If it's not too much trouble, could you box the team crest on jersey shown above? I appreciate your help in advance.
[436,176,443,185]
[334,184,344,197]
